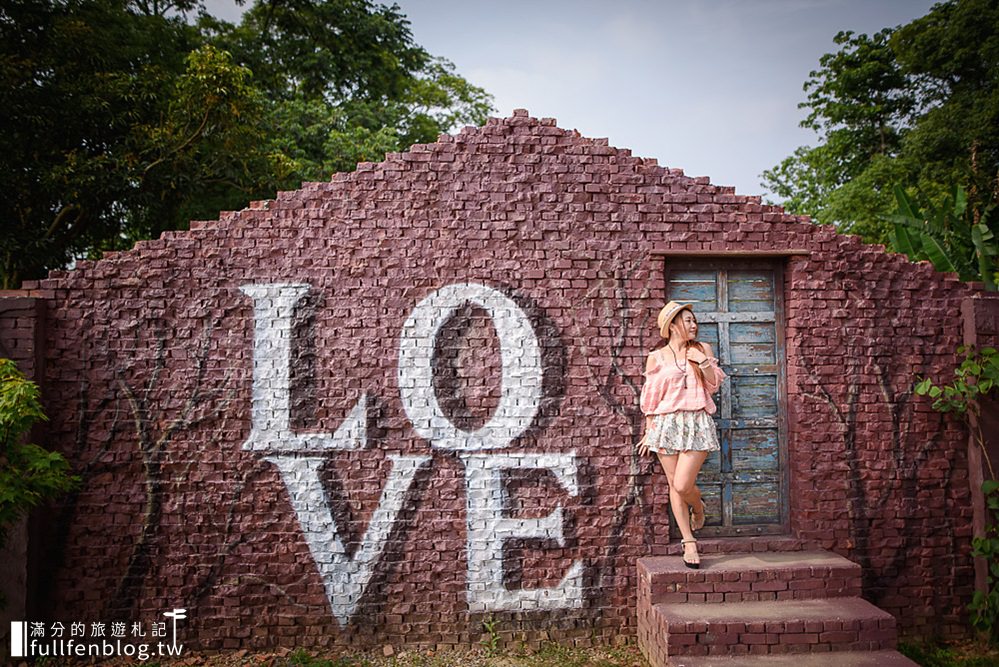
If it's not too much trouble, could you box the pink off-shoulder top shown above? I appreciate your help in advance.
[640,346,726,416]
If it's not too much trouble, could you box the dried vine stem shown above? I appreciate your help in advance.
[797,293,947,597]
[110,312,238,615]
[566,250,655,593]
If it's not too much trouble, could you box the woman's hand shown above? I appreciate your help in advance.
[637,434,649,456]
[689,343,718,388]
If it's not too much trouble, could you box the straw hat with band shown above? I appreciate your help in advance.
[657,301,693,338]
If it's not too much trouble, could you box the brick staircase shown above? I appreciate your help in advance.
[637,548,919,666]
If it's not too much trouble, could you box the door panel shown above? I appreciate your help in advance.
[731,429,779,470]
[728,271,776,312]
[732,376,778,419]
[733,482,780,524]
[668,270,719,310]
[729,322,776,364]
[695,322,719,350]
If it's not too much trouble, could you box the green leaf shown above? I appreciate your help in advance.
[894,185,921,220]
[893,223,922,257]
[975,222,996,244]
[972,224,998,290]
[952,185,967,218]
[919,234,960,274]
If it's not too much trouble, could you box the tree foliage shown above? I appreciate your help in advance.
[0,358,77,552]
[890,185,998,289]
[763,0,999,248]
[0,0,493,288]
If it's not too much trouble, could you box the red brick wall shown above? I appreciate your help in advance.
[2,110,976,650]
[0,295,43,377]
[784,250,973,637]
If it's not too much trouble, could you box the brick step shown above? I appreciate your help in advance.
[681,537,806,554]
[669,649,919,666]
[656,597,897,658]
[638,550,862,607]
[647,537,808,558]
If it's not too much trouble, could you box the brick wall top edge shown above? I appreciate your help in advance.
[11,110,978,302]
[0,295,39,310]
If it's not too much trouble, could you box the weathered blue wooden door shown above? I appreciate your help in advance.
[665,260,788,535]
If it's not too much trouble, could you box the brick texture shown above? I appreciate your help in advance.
[0,295,43,378]
[0,110,979,650]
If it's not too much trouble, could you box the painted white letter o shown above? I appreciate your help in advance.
[398,283,542,451]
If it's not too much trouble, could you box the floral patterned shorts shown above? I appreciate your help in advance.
[644,410,720,455]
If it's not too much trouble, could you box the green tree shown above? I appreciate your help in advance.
[763,0,999,246]
[890,185,998,289]
[0,0,493,288]
[208,0,492,182]
[892,0,999,206]
[125,43,276,242]
[761,28,917,243]
[0,359,77,552]
[1,0,202,287]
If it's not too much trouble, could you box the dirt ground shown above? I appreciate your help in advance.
[81,643,650,667]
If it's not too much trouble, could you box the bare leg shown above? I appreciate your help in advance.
[677,450,707,530]
[658,450,709,565]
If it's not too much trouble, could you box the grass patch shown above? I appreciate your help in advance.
[287,647,369,666]
[899,639,999,667]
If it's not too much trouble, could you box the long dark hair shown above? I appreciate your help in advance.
[651,312,706,388]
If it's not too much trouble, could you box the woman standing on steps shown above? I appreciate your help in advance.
[638,301,726,569]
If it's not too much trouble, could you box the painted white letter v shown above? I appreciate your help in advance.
[266,452,431,627]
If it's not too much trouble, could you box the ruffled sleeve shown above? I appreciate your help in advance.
[640,351,665,414]
[701,357,726,394]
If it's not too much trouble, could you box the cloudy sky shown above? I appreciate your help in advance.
[205,0,936,199]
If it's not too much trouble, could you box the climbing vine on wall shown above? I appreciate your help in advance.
[916,345,997,478]
[916,345,999,642]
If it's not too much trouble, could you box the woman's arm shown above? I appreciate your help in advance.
[688,342,719,387]
[637,352,661,454]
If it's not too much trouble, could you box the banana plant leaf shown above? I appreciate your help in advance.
[920,233,960,274]
[972,223,998,290]
[892,223,923,258]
